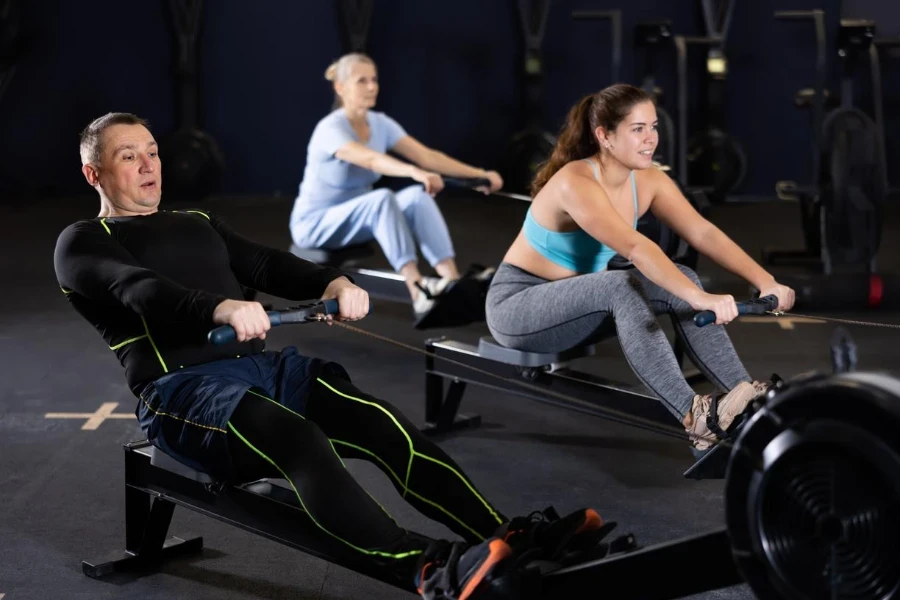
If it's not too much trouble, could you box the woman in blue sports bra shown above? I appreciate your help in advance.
[485,83,796,455]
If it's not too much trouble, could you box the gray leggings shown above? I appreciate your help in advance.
[484,262,752,420]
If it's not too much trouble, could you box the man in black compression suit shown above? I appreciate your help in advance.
[54,113,605,600]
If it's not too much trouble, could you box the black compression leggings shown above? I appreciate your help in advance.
[225,373,506,573]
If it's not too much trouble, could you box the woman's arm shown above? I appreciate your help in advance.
[392,136,484,178]
[645,170,776,291]
[392,136,503,191]
[334,141,420,179]
[559,169,709,307]
[334,141,444,193]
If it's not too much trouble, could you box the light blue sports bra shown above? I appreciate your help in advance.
[523,159,638,273]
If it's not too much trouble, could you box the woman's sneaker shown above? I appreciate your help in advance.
[413,276,454,313]
[413,276,456,326]
[415,537,513,600]
[684,380,766,452]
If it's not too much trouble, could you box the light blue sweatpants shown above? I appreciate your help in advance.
[290,185,455,272]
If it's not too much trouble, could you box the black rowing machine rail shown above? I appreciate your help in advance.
[83,297,900,599]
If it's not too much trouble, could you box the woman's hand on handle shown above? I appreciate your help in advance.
[757,280,795,311]
[689,292,739,326]
[475,170,504,195]
[321,277,369,325]
[212,300,271,342]
[412,169,444,196]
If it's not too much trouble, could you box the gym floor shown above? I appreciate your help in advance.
[2,190,899,600]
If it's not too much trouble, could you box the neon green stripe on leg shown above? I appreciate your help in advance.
[226,422,420,561]
[315,377,504,526]
[331,439,485,541]
[315,378,417,489]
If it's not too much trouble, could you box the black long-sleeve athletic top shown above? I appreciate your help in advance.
[53,209,348,396]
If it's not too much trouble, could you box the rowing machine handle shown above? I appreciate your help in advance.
[443,176,491,189]
[207,299,340,345]
[693,295,778,327]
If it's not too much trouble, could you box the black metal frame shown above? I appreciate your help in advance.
[82,440,747,598]
[420,335,734,480]
[335,0,374,54]
[674,33,745,196]
[872,36,899,198]
[541,529,743,599]
[571,9,623,83]
[82,440,420,590]
[766,12,885,276]
[634,20,677,169]
[423,338,677,436]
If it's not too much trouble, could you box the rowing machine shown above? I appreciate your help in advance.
[288,177,500,305]
[83,299,900,600]
[421,296,780,480]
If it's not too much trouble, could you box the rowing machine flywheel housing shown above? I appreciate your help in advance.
[725,373,900,600]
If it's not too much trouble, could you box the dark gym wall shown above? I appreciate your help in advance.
[0,0,175,199]
[2,0,882,203]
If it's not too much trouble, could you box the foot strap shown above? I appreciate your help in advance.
[706,393,729,440]
[417,540,465,598]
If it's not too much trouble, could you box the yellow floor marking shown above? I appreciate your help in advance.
[741,316,825,330]
[45,402,135,430]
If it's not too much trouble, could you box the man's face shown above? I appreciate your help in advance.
[85,124,161,213]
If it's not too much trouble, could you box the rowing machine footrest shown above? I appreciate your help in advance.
[682,409,753,480]
[477,337,596,368]
[289,242,377,266]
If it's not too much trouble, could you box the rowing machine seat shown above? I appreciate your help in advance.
[150,446,216,485]
[477,336,596,367]
[289,242,376,267]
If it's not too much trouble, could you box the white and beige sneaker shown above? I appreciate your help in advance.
[413,276,455,318]
[684,381,768,451]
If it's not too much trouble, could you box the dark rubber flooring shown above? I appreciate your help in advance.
[1,190,898,599]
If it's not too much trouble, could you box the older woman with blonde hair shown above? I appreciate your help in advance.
[290,53,502,322]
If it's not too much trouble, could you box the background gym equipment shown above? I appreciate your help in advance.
[679,0,748,203]
[634,20,677,168]
[83,300,900,600]
[845,0,900,200]
[764,11,890,310]
[159,0,226,205]
[872,34,898,198]
[571,8,622,83]
[500,0,557,196]
[335,0,373,55]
